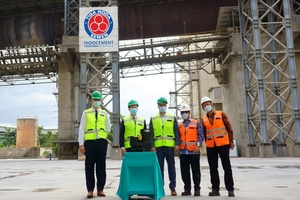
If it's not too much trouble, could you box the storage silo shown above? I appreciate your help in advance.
[16,116,38,148]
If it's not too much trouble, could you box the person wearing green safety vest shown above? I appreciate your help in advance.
[119,99,146,155]
[149,97,180,196]
[78,91,111,199]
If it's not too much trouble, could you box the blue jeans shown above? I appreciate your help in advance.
[156,146,176,190]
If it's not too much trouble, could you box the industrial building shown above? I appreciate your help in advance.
[0,0,299,159]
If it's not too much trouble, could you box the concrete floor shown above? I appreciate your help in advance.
[0,156,299,200]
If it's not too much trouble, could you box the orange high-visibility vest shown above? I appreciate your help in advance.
[202,111,229,148]
[179,119,198,151]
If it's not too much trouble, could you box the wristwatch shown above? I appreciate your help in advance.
[196,142,201,147]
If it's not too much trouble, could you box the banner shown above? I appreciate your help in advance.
[79,7,118,52]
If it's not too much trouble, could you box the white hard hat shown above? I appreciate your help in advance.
[201,96,212,105]
[180,104,190,112]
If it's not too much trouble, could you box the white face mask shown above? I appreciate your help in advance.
[182,113,189,120]
[204,105,212,113]
[159,106,166,113]
[93,101,101,108]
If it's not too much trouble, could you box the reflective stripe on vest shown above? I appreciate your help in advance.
[84,108,107,141]
[179,119,198,151]
[123,116,145,148]
[152,113,175,147]
[202,111,229,147]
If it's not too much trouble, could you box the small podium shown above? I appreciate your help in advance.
[116,152,165,200]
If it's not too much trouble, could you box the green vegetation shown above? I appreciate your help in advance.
[0,127,16,147]
[0,126,57,152]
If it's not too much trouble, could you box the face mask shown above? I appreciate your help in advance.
[204,105,212,112]
[182,113,189,120]
[159,106,166,113]
[130,108,138,115]
[93,101,101,108]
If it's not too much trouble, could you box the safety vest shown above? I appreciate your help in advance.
[202,111,229,148]
[152,113,175,148]
[179,119,198,151]
[123,116,145,148]
[84,108,107,141]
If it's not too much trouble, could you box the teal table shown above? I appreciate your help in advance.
[116,152,165,200]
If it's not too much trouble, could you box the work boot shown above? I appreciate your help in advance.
[228,190,235,197]
[181,191,191,196]
[87,191,93,198]
[97,190,106,197]
[171,189,177,196]
[209,190,220,196]
[194,190,201,196]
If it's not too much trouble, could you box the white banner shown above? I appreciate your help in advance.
[79,7,118,52]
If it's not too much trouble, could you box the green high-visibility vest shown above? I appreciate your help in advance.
[152,113,175,147]
[123,116,145,148]
[84,108,107,141]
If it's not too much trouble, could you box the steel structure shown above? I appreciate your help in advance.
[0,46,58,85]
[238,0,300,149]
[1,0,299,158]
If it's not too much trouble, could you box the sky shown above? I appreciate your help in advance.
[0,73,175,129]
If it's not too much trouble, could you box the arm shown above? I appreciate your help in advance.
[119,119,125,148]
[105,113,111,133]
[173,116,180,152]
[173,117,180,146]
[222,112,235,149]
[78,111,86,154]
[201,119,207,141]
[149,117,155,151]
[197,121,204,145]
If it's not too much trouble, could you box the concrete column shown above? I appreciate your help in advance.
[259,145,273,158]
[277,145,289,157]
[246,145,259,157]
[293,144,300,157]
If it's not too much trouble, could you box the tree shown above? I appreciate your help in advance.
[2,127,16,147]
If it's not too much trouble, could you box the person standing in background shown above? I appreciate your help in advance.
[149,97,180,196]
[200,96,235,197]
[119,99,146,155]
[78,91,111,198]
[178,104,204,196]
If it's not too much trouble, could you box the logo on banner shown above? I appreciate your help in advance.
[84,9,114,39]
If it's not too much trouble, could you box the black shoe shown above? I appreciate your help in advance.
[194,190,200,196]
[181,191,191,196]
[209,190,220,196]
[228,190,235,197]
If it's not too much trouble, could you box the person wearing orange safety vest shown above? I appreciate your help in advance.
[78,91,111,198]
[201,96,235,197]
[178,104,204,197]
[119,99,146,155]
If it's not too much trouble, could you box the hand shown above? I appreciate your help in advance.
[174,145,179,152]
[193,146,200,154]
[230,142,235,150]
[79,145,85,154]
[121,148,126,155]
[151,147,156,152]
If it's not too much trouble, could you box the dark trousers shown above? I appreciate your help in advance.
[84,139,108,192]
[156,147,176,190]
[179,154,201,192]
[206,145,234,191]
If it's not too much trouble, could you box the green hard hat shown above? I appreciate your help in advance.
[128,99,139,107]
[157,97,168,104]
[91,91,102,100]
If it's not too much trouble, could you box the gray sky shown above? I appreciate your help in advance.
[0,73,175,129]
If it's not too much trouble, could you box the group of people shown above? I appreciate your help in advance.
[78,91,236,198]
